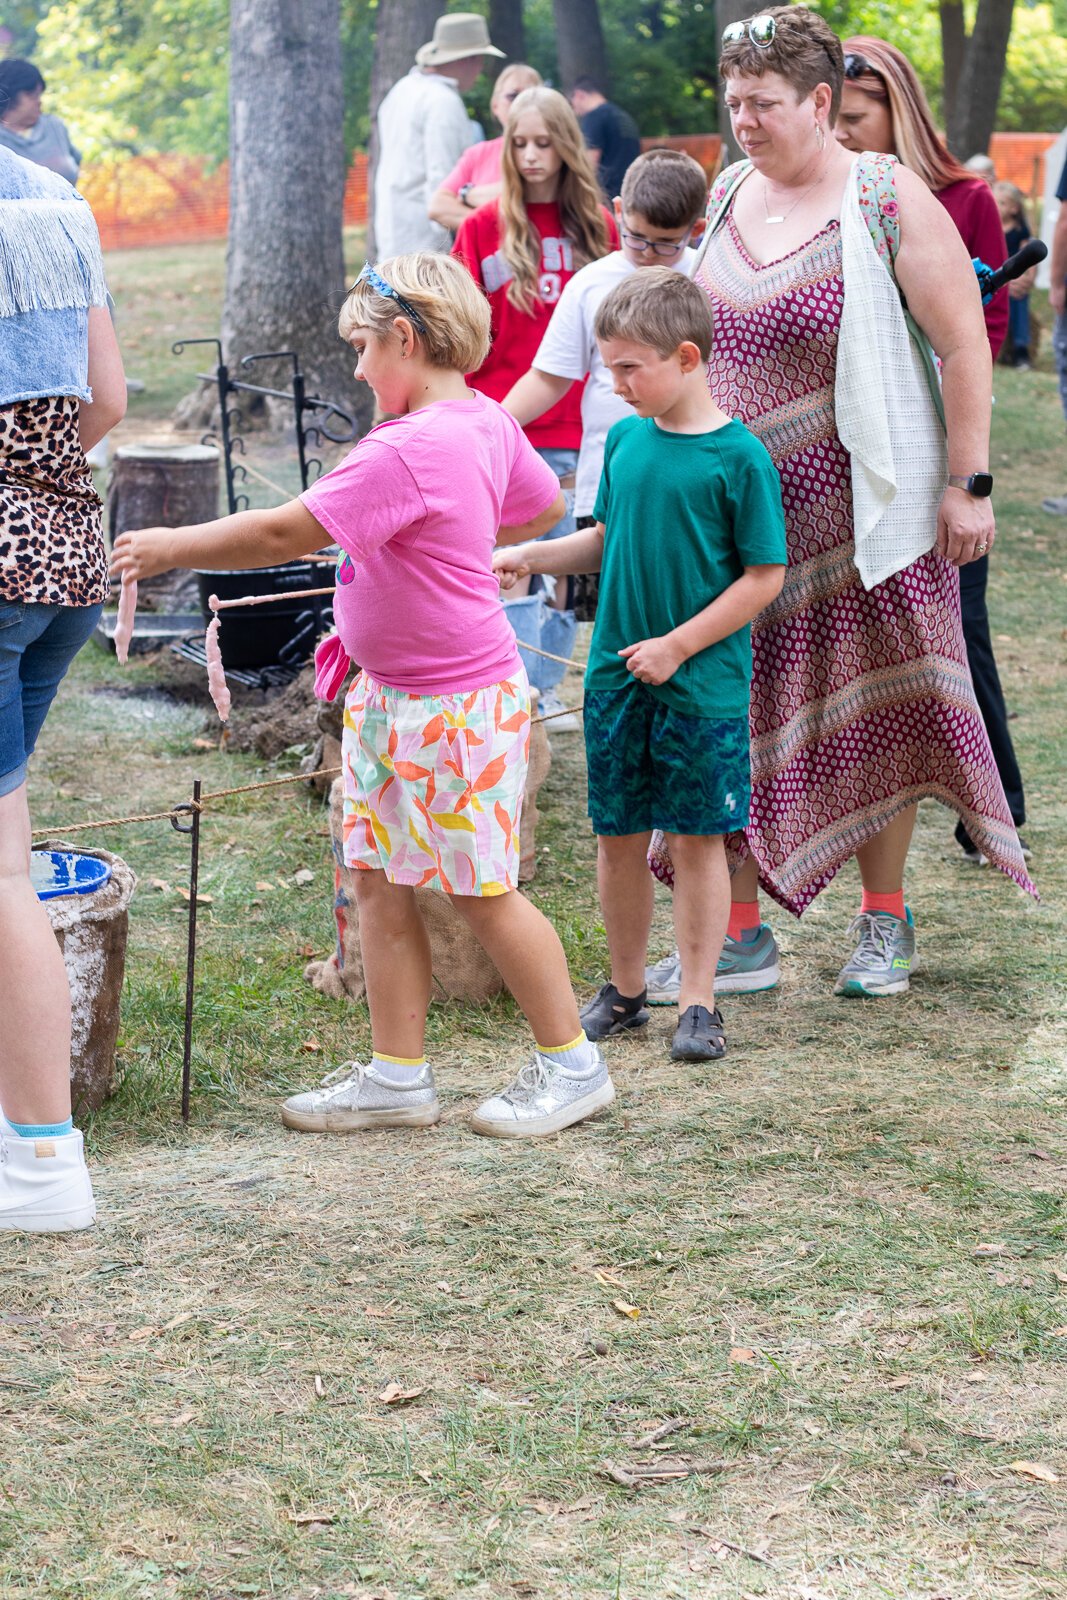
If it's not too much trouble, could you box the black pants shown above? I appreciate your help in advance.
[958,554,1025,838]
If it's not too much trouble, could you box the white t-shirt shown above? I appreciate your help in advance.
[532,246,699,515]
[374,69,474,257]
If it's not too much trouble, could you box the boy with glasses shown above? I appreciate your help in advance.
[502,148,708,547]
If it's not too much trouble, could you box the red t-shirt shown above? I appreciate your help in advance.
[936,177,1008,361]
[452,198,618,449]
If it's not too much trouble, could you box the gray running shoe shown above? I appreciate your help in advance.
[1041,494,1067,516]
[645,924,781,1002]
[470,1048,615,1139]
[645,949,682,1005]
[281,1060,441,1132]
[833,908,917,998]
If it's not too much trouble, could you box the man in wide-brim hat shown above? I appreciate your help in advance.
[375,14,505,258]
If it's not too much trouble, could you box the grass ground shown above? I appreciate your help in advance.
[0,245,1065,1600]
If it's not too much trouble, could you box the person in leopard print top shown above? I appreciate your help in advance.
[0,144,126,1234]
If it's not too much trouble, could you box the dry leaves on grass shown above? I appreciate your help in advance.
[378,1382,425,1405]
[287,1509,336,1526]
[1008,1460,1060,1483]
[612,1298,641,1319]
[730,1346,757,1363]
[599,1456,729,1488]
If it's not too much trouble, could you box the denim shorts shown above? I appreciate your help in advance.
[0,599,103,796]
[584,682,751,837]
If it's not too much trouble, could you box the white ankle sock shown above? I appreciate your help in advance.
[537,1032,597,1074]
[371,1052,427,1085]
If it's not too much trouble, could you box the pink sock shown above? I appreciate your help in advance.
[727,899,761,942]
[860,889,906,921]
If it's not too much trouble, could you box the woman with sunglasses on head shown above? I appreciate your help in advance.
[646,7,1033,1007]
[452,87,617,725]
[835,36,1028,868]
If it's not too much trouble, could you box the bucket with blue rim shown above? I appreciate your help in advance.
[31,849,113,901]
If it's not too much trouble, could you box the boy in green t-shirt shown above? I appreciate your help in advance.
[494,269,787,1062]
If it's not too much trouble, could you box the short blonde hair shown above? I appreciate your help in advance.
[339,253,491,373]
[721,6,844,122]
[594,267,714,361]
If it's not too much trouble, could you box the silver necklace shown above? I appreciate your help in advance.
[762,168,826,225]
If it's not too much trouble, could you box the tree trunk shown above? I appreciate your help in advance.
[489,0,526,66]
[553,0,609,96]
[946,0,1016,159]
[366,0,445,259]
[224,0,364,429]
[716,0,752,163]
[939,1,967,133]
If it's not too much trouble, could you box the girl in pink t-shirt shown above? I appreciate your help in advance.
[111,252,613,1141]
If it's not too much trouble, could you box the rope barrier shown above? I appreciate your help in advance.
[238,459,298,501]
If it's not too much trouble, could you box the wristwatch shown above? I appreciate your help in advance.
[459,183,475,209]
[947,472,994,497]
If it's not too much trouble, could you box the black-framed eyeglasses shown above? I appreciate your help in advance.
[843,52,881,81]
[352,263,427,332]
[722,15,776,47]
[619,226,692,258]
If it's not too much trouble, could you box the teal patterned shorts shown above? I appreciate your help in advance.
[584,683,751,837]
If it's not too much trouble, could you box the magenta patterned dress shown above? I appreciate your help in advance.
[651,159,1034,915]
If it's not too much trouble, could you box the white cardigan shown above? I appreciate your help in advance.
[836,160,947,589]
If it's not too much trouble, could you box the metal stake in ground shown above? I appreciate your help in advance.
[171,779,203,1123]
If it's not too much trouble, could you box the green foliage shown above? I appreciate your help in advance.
[0,0,51,57]
[8,0,1067,164]
[31,0,229,163]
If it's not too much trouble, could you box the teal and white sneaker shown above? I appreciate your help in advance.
[833,908,917,998]
[645,924,781,1003]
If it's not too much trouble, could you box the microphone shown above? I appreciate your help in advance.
[972,238,1048,304]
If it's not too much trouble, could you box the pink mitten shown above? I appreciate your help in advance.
[314,632,352,701]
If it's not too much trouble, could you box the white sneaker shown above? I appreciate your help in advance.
[280,1060,441,1132]
[0,1124,96,1233]
[470,1047,615,1139]
[536,690,580,732]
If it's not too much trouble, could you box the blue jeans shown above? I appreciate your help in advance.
[0,600,103,796]
[501,448,578,692]
[1054,311,1067,422]
[1008,294,1030,358]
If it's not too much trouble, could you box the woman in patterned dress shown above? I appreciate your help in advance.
[0,145,126,1231]
[647,7,1033,1002]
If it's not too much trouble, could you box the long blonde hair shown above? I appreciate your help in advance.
[843,36,970,193]
[498,87,611,314]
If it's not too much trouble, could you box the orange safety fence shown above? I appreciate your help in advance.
[83,151,371,252]
[82,133,1058,254]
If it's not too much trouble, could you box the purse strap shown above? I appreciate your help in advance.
[855,154,946,430]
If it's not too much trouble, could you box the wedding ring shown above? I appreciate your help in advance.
[976,542,987,553]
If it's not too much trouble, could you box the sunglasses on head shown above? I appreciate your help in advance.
[353,264,427,332]
[843,52,882,81]
[722,14,776,47]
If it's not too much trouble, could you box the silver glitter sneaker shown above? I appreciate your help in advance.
[646,925,781,1003]
[470,1048,615,1139]
[281,1061,441,1132]
[833,908,918,998]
